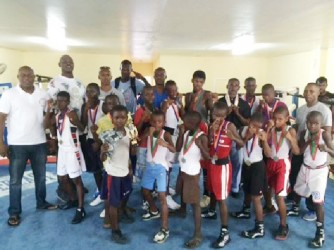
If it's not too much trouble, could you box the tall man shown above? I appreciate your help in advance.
[0,66,57,227]
[218,78,251,197]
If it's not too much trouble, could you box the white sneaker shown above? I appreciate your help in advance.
[142,200,149,211]
[100,209,105,218]
[168,187,176,196]
[90,195,103,207]
[167,195,180,210]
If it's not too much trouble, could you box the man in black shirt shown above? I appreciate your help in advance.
[219,78,251,197]
[316,76,334,108]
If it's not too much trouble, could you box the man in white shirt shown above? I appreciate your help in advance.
[0,66,57,227]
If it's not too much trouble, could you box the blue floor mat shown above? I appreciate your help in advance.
[0,164,333,250]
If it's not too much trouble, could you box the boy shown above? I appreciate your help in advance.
[161,80,184,210]
[53,91,86,223]
[100,105,136,244]
[242,77,260,115]
[204,102,244,248]
[287,111,334,248]
[176,111,210,248]
[141,111,176,243]
[81,83,105,207]
[266,106,299,240]
[232,112,271,238]
[184,70,213,208]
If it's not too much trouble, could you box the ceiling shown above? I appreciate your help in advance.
[1,0,334,62]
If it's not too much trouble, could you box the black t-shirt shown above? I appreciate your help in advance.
[318,91,334,108]
[218,96,251,129]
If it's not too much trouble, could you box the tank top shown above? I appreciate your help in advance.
[179,130,204,175]
[189,91,209,123]
[270,126,291,160]
[165,103,181,135]
[241,127,263,163]
[87,101,104,139]
[303,129,327,168]
[56,110,80,151]
[209,121,232,159]
[146,130,169,170]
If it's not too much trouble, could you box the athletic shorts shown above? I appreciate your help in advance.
[294,164,328,203]
[100,172,132,207]
[176,171,200,204]
[84,138,103,173]
[266,158,291,196]
[141,163,167,192]
[57,147,86,178]
[135,147,147,180]
[242,160,267,196]
[207,162,232,200]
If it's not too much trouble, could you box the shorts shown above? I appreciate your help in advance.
[242,161,267,196]
[141,163,168,192]
[100,172,132,207]
[57,147,86,178]
[84,138,103,173]
[207,162,232,200]
[176,171,200,204]
[294,164,328,203]
[266,158,291,196]
[135,147,147,180]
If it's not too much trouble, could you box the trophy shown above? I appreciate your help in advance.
[99,129,124,158]
[127,123,139,145]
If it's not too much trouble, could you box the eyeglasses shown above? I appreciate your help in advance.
[100,66,110,70]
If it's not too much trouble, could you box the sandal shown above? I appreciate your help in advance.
[8,215,20,226]
[185,237,203,249]
[37,202,58,210]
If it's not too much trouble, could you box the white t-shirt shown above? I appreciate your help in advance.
[47,75,85,114]
[111,78,145,114]
[296,102,332,139]
[99,87,126,106]
[103,128,130,177]
[0,85,48,145]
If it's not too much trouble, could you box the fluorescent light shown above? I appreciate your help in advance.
[47,12,68,51]
[232,34,255,55]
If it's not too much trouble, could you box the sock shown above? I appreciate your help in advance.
[221,225,228,232]
[316,221,323,228]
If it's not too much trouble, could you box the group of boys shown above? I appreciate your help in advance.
[26,56,334,249]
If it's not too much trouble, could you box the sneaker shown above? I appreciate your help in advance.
[142,210,160,221]
[263,205,277,215]
[303,211,317,222]
[169,187,176,196]
[309,227,325,248]
[111,230,129,244]
[153,228,169,243]
[242,222,265,239]
[142,200,149,211]
[287,205,299,217]
[166,195,181,210]
[89,195,103,207]
[71,208,86,224]
[230,207,251,219]
[212,228,231,248]
[120,211,135,224]
[201,209,217,219]
[152,190,158,198]
[200,195,210,208]
[100,209,105,218]
[275,224,289,240]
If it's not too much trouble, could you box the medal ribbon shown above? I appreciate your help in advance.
[225,93,239,107]
[246,134,257,158]
[57,109,68,137]
[213,120,226,155]
[309,130,321,161]
[266,100,278,120]
[89,104,99,124]
[183,129,200,156]
[171,103,180,121]
[151,130,163,158]
[244,95,255,109]
[273,126,287,153]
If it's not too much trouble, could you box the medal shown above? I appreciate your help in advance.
[182,129,200,159]
[212,154,218,161]
[212,120,226,160]
[57,109,68,145]
[273,156,279,162]
[225,93,239,107]
[59,140,63,145]
[265,100,278,120]
[309,130,321,160]
[246,133,257,159]
[245,160,252,166]
[272,127,287,160]
[181,158,186,163]
[150,130,163,161]
[89,104,99,124]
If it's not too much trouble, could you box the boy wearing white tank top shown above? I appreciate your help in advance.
[266,106,300,240]
[287,111,334,248]
[141,110,176,243]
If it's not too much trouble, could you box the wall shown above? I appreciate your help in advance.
[0,48,23,85]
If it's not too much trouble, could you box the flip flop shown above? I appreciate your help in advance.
[185,237,203,249]
[8,215,20,226]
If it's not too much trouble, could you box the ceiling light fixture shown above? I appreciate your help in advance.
[231,34,255,55]
[47,13,68,51]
